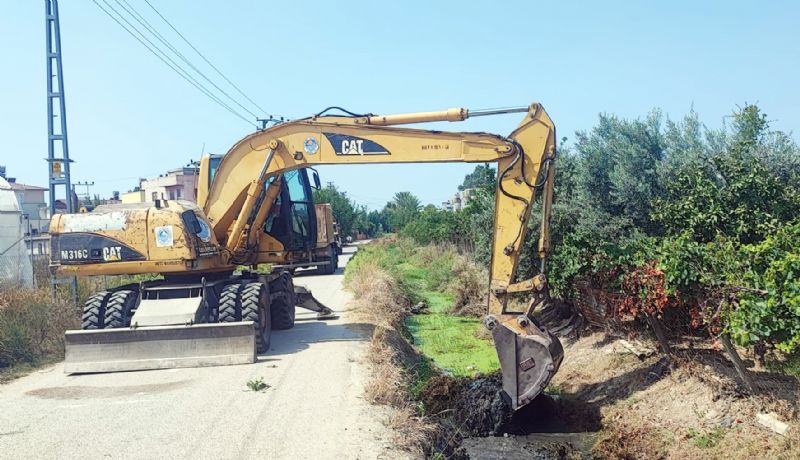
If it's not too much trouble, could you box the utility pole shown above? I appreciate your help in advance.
[45,0,77,300]
[74,180,95,204]
[46,0,74,215]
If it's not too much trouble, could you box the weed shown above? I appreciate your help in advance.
[545,382,563,396]
[0,287,79,370]
[246,377,269,392]
[687,427,725,448]
[767,351,800,379]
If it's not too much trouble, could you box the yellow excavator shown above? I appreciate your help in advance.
[49,103,562,410]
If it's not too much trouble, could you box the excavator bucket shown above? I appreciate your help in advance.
[64,322,256,374]
[490,315,564,410]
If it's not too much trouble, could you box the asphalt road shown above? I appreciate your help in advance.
[0,246,406,459]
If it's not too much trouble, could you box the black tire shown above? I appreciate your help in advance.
[314,246,337,275]
[218,283,242,323]
[331,250,339,273]
[104,289,138,328]
[82,291,111,330]
[241,282,271,353]
[269,273,296,330]
[325,245,338,274]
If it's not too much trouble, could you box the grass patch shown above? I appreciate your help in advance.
[407,305,499,377]
[349,239,499,379]
[687,427,726,448]
[0,355,62,383]
[767,351,800,379]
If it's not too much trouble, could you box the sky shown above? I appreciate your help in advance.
[1,1,798,209]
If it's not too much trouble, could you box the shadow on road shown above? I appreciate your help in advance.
[263,320,375,356]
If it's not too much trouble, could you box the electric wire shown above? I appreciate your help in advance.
[99,0,252,126]
[92,0,256,128]
[143,0,269,116]
[116,0,260,119]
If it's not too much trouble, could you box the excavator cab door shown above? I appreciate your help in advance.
[264,169,318,251]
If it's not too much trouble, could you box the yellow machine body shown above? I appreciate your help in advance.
[51,103,562,410]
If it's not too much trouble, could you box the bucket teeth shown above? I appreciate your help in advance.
[490,314,564,410]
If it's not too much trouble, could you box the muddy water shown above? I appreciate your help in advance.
[449,378,598,459]
[461,432,596,460]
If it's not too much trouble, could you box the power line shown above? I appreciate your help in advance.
[143,0,269,116]
[116,0,260,119]
[92,0,256,127]
[98,0,251,125]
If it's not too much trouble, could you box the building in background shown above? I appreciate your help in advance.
[123,165,199,203]
[4,178,50,256]
[0,176,33,286]
[443,188,476,212]
[121,188,146,204]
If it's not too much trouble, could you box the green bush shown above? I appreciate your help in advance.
[726,223,800,352]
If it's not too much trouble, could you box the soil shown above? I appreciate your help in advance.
[420,324,799,459]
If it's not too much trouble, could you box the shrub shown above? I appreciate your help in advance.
[0,287,79,368]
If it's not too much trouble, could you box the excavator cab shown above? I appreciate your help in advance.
[207,154,320,254]
[263,170,318,252]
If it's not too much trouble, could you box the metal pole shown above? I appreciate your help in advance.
[45,0,56,215]
[46,0,74,214]
[53,0,73,213]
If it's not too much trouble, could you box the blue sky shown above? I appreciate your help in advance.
[1,1,798,209]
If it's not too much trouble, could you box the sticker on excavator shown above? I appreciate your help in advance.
[64,322,256,374]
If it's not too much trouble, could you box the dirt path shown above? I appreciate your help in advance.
[0,246,408,460]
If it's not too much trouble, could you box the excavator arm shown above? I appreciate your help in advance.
[204,103,563,409]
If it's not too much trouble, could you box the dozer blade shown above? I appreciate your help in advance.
[64,322,256,374]
[489,314,564,410]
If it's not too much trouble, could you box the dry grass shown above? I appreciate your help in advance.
[387,406,439,456]
[364,330,408,407]
[347,261,409,329]
[364,328,439,456]
[447,255,486,317]
[346,260,439,456]
[0,286,80,374]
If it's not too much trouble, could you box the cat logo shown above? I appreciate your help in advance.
[324,133,390,156]
[103,246,122,261]
[341,139,365,155]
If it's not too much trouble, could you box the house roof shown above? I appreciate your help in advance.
[8,182,47,191]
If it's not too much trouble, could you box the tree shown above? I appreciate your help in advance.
[459,164,496,191]
[653,104,800,244]
[574,111,665,236]
[385,192,421,231]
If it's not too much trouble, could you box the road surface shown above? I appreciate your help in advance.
[0,246,406,459]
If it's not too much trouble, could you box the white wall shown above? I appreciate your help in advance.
[0,177,33,287]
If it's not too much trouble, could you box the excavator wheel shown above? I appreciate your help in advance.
[82,291,112,330]
[218,283,242,323]
[103,290,138,329]
[269,273,296,330]
[315,246,337,275]
[241,282,271,353]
